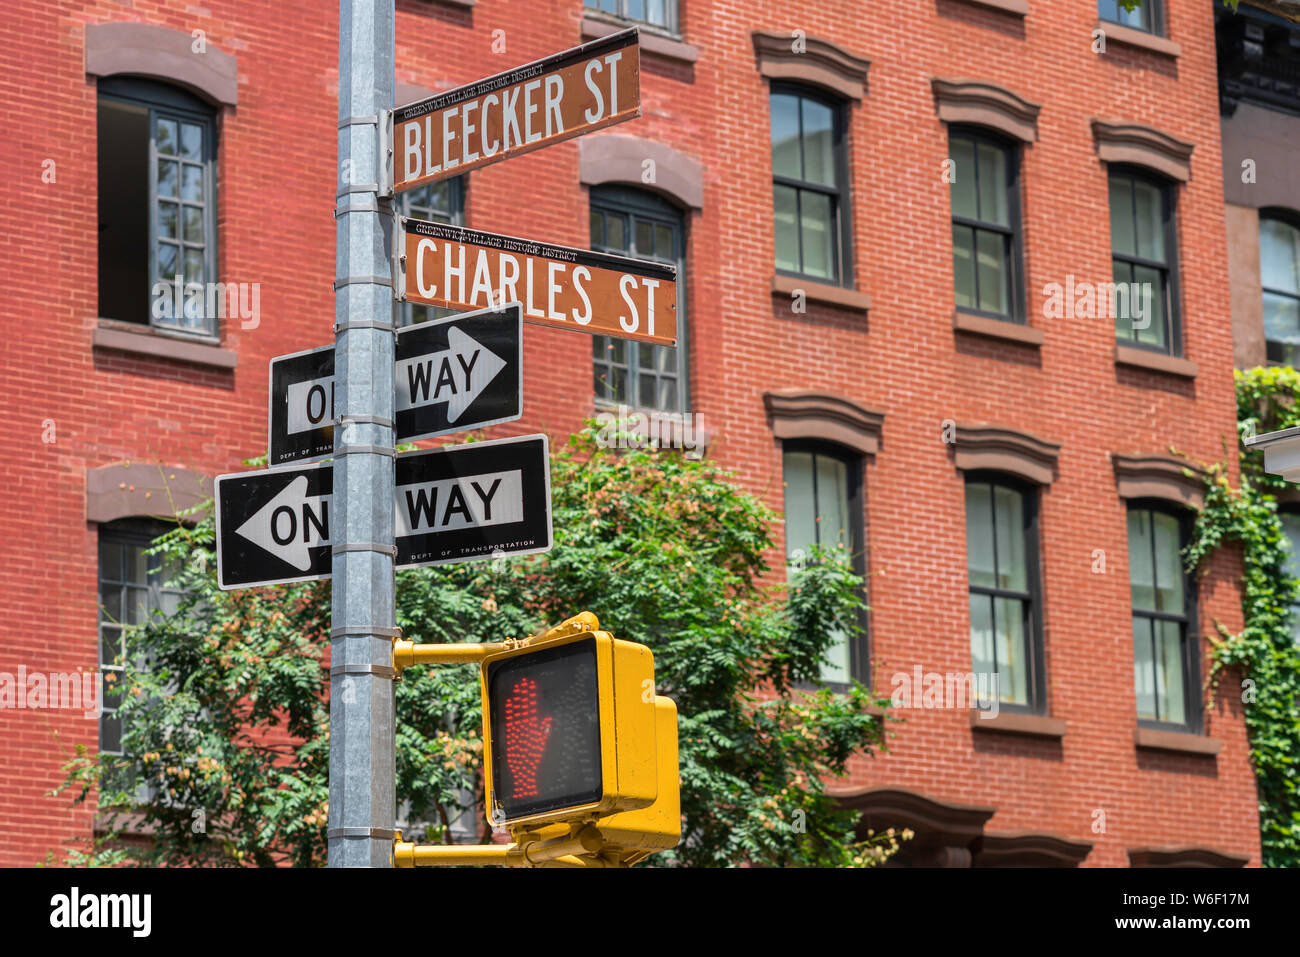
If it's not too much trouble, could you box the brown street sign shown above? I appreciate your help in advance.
[401,218,678,347]
[392,28,640,193]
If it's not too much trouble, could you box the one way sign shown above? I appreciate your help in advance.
[268,304,523,466]
[215,434,551,589]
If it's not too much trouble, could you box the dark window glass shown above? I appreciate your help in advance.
[97,521,184,755]
[1110,169,1179,353]
[949,129,1022,321]
[1098,0,1160,34]
[783,445,866,685]
[590,186,687,412]
[583,0,677,32]
[98,78,217,335]
[1261,215,1300,365]
[1127,506,1194,727]
[400,177,465,327]
[771,87,850,285]
[965,479,1042,708]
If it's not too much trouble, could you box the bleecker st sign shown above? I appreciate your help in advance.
[215,434,552,589]
[392,28,640,193]
[402,220,677,347]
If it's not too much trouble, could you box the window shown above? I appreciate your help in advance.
[1280,510,1300,643]
[399,177,465,328]
[590,186,687,412]
[1261,214,1300,366]
[965,477,1043,709]
[770,86,850,285]
[97,521,183,755]
[1098,0,1162,34]
[98,77,217,335]
[949,128,1023,322]
[1109,168,1179,353]
[584,0,678,33]
[1127,506,1195,728]
[783,444,867,685]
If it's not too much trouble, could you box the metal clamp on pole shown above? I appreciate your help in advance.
[331,624,403,638]
[335,414,395,429]
[331,663,397,678]
[333,274,393,290]
[334,319,395,334]
[332,541,398,556]
[338,114,379,129]
[377,108,394,199]
[332,445,397,459]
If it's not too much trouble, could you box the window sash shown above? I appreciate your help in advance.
[400,178,465,328]
[949,130,1022,321]
[590,193,686,413]
[97,529,185,756]
[770,87,849,285]
[100,85,218,336]
[965,479,1040,709]
[1127,507,1194,728]
[783,445,866,686]
[1109,171,1179,353]
[584,0,678,33]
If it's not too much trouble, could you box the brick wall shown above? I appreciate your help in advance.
[0,0,1258,866]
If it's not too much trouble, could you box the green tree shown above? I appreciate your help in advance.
[55,426,897,867]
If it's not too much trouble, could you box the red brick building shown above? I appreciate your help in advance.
[0,0,1258,867]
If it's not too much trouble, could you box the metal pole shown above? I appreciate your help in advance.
[329,0,396,868]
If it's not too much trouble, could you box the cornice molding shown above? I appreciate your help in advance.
[1128,845,1249,868]
[752,31,871,100]
[87,463,211,524]
[953,424,1061,485]
[1092,119,1195,182]
[1112,453,1206,509]
[932,78,1041,142]
[85,21,238,107]
[973,832,1093,867]
[764,390,885,455]
[579,133,704,209]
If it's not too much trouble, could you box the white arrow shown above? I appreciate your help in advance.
[235,475,332,571]
[395,326,506,422]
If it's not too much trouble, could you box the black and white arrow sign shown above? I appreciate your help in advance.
[268,303,523,466]
[216,433,551,589]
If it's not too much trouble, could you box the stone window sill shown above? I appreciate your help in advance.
[949,0,1029,16]
[93,320,237,370]
[969,710,1066,739]
[1115,344,1197,379]
[1135,726,1220,756]
[580,14,699,65]
[1097,21,1181,59]
[771,273,871,313]
[434,0,475,8]
[954,311,1044,345]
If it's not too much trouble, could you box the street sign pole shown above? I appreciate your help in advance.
[330,0,397,868]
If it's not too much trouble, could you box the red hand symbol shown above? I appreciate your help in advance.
[503,676,553,798]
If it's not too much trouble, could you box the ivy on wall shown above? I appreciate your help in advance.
[1186,367,1300,867]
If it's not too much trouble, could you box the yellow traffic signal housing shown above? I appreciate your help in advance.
[480,628,657,828]
[593,694,680,855]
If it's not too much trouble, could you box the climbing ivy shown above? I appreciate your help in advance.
[1185,367,1300,867]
